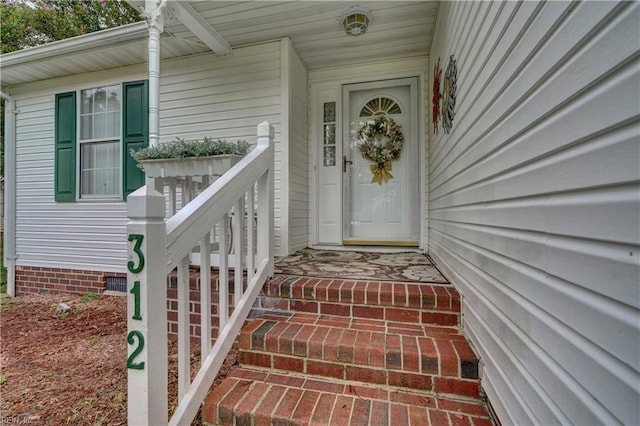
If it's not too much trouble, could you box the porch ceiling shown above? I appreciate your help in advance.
[0,1,437,88]
[162,1,437,70]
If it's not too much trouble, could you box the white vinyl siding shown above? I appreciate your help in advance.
[158,41,284,254]
[15,94,128,271]
[284,39,309,253]
[158,42,281,143]
[12,41,286,271]
[428,2,640,425]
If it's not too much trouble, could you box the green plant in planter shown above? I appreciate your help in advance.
[130,137,250,166]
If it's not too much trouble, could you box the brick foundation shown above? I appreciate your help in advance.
[15,265,123,296]
[15,265,238,342]
[166,268,242,341]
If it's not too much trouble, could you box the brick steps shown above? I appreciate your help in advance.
[203,367,492,426]
[255,276,461,327]
[202,276,492,425]
[238,312,480,399]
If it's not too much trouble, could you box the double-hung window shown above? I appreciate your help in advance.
[54,80,148,202]
[79,85,121,198]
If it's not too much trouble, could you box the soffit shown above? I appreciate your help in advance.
[0,23,209,87]
[0,1,437,88]
[165,1,437,69]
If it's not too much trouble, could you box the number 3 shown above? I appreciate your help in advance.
[127,234,145,273]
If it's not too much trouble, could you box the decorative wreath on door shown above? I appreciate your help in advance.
[356,115,404,184]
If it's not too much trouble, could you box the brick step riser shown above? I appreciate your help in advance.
[263,277,460,312]
[179,274,460,314]
[254,298,459,327]
[176,275,461,327]
[239,350,480,399]
[237,318,480,399]
[242,325,479,380]
[258,277,461,327]
[203,369,493,426]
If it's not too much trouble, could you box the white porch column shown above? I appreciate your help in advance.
[144,0,165,192]
[1,91,16,297]
[145,0,164,148]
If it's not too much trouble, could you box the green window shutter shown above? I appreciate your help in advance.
[122,80,149,200]
[55,92,77,202]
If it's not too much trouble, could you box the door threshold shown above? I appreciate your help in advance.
[311,244,423,254]
[343,239,418,247]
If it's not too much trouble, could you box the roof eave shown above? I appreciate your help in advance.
[0,21,148,67]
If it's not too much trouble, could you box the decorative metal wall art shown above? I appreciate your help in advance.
[432,57,442,135]
[441,54,457,134]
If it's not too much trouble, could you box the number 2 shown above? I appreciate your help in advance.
[127,330,145,370]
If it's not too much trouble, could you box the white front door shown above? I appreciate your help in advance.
[342,78,419,245]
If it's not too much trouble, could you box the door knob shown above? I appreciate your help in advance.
[343,155,353,173]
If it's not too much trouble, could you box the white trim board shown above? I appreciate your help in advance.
[308,59,428,250]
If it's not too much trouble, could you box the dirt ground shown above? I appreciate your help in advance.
[0,293,238,425]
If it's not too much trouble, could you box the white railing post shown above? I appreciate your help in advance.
[233,197,245,305]
[218,214,229,329]
[256,121,274,276]
[246,188,255,285]
[177,255,191,401]
[126,185,168,425]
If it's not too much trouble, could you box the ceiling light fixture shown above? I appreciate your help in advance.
[341,5,372,36]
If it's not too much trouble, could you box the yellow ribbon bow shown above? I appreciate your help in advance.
[370,161,393,185]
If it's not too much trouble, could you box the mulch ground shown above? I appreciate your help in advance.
[0,293,238,425]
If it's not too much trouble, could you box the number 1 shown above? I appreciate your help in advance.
[130,281,142,320]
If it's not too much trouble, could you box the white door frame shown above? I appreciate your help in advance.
[342,77,420,246]
[309,70,426,251]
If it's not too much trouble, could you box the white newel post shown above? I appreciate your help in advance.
[256,121,275,276]
[127,186,168,425]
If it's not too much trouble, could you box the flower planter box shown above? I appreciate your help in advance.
[139,155,242,178]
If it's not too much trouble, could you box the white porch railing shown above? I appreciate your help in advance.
[126,122,274,425]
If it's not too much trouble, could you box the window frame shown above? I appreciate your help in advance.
[76,82,123,201]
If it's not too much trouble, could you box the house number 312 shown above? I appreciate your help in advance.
[127,234,145,370]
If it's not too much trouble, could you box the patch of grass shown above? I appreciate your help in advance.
[79,399,94,410]
[43,371,54,379]
[89,335,101,345]
[0,375,7,385]
[0,299,23,311]
[108,391,125,405]
[65,398,98,423]
[80,293,100,303]
[66,412,83,424]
